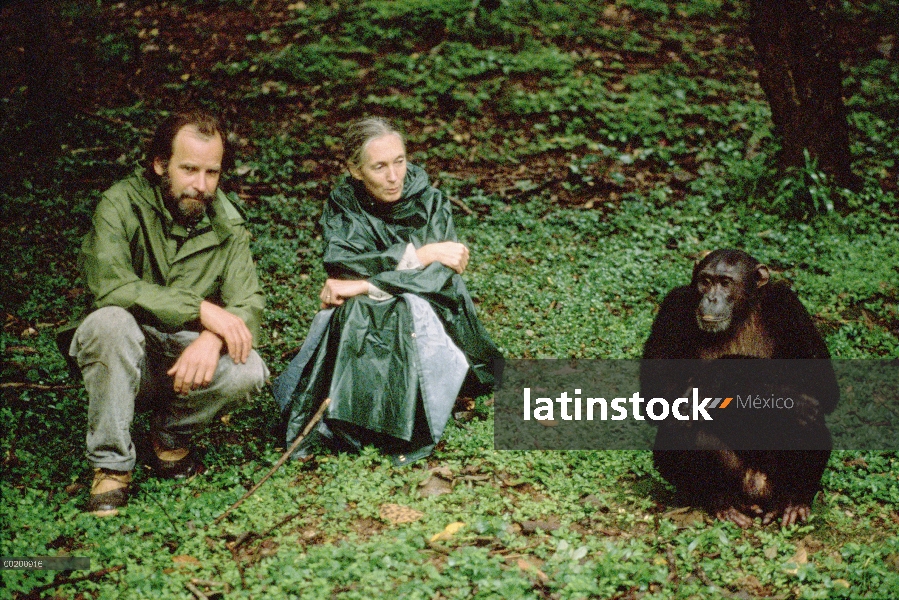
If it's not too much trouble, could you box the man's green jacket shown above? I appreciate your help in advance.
[79,168,264,339]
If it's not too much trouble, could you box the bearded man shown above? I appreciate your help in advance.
[67,109,268,515]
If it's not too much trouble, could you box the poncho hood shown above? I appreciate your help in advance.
[337,163,432,223]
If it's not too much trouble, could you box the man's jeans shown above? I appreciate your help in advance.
[70,306,269,471]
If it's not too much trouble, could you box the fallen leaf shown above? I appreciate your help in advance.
[172,555,201,566]
[454,410,475,422]
[886,552,899,570]
[5,346,37,354]
[663,506,705,527]
[515,557,549,583]
[735,575,765,595]
[456,397,476,410]
[379,503,423,524]
[429,522,465,542]
[418,474,452,498]
[784,544,808,575]
[790,545,808,565]
[429,466,453,479]
[520,517,561,534]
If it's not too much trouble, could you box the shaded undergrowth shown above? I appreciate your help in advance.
[1,0,898,598]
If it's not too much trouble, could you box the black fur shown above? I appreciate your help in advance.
[641,249,838,526]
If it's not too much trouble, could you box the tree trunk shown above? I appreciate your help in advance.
[748,0,861,193]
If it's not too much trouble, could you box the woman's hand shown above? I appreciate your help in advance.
[320,278,370,308]
[416,242,469,274]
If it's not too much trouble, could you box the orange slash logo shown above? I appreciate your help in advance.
[709,397,733,409]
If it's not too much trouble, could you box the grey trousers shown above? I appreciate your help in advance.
[70,306,269,471]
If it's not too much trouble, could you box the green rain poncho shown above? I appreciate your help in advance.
[273,164,501,464]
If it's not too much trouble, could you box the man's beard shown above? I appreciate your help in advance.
[161,173,214,225]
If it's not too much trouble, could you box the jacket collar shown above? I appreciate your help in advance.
[347,164,430,221]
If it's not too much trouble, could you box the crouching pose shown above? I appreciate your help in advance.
[641,249,838,528]
[274,117,501,465]
[66,109,268,515]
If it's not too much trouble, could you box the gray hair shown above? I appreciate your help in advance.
[343,117,405,169]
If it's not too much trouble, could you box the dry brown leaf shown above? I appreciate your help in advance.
[790,545,809,564]
[418,474,453,498]
[428,466,453,480]
[515,557,549,583]
[379,503,423,524]
[520,517,561,534]
[784,544,809,575]
[172,555,201,566]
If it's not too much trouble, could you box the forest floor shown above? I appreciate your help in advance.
[2,1,898,598]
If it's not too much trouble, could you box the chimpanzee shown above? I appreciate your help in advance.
[641,249,839,528]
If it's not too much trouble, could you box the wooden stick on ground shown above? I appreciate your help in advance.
[213,397,331,526]
[21,565,125,598]
[185,581,209,600]
[0,382,76,390]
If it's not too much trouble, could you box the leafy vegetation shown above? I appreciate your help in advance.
[2,0,898,598]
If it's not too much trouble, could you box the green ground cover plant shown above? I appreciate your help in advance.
[2,0,898,597]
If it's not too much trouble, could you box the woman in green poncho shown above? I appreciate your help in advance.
[274,118,502,464]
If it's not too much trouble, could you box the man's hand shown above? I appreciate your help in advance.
[416,242,469,274]
[199,300,253,364]
[167,330,224,395]
[320,279,369,308]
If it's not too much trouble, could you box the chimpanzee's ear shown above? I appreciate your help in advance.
[755,264,770,288]
[692,250,713,282]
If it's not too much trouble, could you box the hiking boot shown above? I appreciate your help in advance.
[150,436,203,479]
[85,468,131,516]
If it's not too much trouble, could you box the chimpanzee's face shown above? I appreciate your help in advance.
[695,260,743,333]
[692,251,769,333]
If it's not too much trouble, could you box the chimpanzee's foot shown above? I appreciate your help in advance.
[762,503,810,527]
[715,506,753,528]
